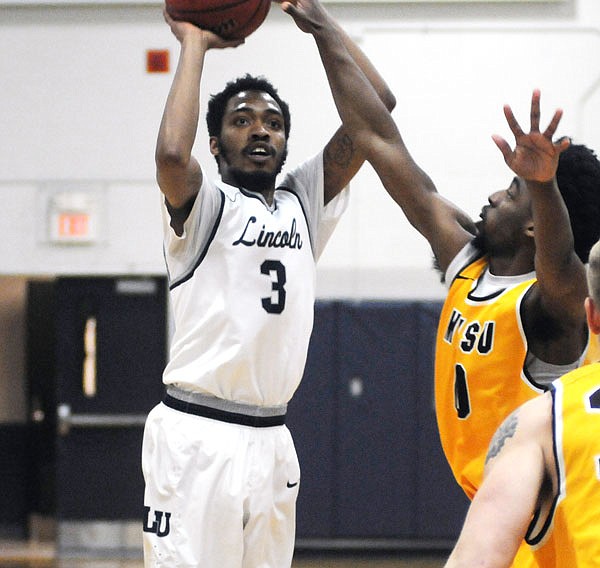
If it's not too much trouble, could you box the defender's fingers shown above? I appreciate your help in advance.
[530,89,541,132]
[492,134,512,163]
[503,105,525,138]
[543,109,564,139]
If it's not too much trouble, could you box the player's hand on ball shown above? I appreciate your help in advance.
[163,7,244,48]
[165,0,269,40]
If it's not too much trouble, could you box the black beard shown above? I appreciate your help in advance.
[471,232,487,255]
[471,220,487,255]
[229,168,277,192]
[217,141,288,192]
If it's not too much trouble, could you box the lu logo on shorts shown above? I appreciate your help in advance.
[143,506,171,537]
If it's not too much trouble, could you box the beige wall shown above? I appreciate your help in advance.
[0,277,27,423]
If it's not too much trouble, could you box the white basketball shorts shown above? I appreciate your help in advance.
[141,401,301,568]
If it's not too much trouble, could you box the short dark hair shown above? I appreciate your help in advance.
[206,74,291,139]
[556,141,600,263]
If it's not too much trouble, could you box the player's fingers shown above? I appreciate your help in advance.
[207,31,245,48]
[280,1,296,14]
[281,1,304,22]
[543,108,563,139]
[223,38,245,48]
[530,89,541,132]
[503,105,525,138]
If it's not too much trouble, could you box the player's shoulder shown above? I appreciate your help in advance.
[279,152,323,188]
[511,393,554,453]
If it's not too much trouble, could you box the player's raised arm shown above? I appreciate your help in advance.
[155,10,242,226]
[278,0,397,196]
[281,0,475,272]
[317,20,397,203]
[493,91,588,358]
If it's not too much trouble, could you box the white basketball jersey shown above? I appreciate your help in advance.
[161,152,347,406]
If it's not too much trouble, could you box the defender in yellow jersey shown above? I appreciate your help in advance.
[444,364,600,567]
[435,256,541,500]
[359,88,600,490]
[346,87,600,567]
[425,95,600,506]
[528,365,600,566]
[443,239,600,567]
[327,51,600,562]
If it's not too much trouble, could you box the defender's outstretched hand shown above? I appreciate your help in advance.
[492,89,570,183]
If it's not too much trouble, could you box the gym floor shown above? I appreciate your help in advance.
[0,540,448,567]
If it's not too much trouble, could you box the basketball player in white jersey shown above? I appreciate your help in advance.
[141,0,395,565]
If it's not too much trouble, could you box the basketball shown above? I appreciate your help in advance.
[166,0,271,40]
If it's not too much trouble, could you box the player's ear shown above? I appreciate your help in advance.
[585,297,600,334]
[209,136,220,156]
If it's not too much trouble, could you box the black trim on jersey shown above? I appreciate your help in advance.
[163,393,286,427]
[525,386,562,546]
[459,262,547,392]
[449,245,505,302]
[169,190,226,291]
[238,186,276,209]
[521,363,549,394]
[448,247,486,287]
[277,185,316,257]
[465,269,507,302]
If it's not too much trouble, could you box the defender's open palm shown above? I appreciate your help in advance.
[492,89,570,183]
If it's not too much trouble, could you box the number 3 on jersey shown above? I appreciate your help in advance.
[261,260,286,314]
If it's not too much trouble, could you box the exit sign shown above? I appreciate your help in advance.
[48,192,99,244]
[57,212,90,238]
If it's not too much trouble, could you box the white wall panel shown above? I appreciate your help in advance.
[1,181,164,274]
[315,23,600,297]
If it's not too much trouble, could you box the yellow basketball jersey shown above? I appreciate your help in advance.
[435,256,542,499]
[526,364,600,567]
